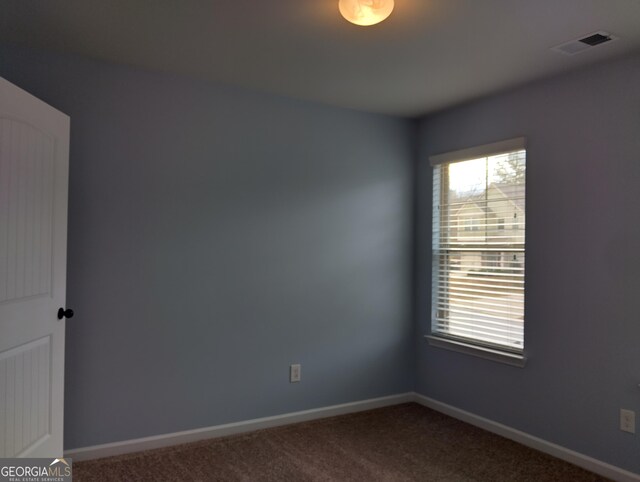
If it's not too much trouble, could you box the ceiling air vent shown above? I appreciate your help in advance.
[551,31,617,56]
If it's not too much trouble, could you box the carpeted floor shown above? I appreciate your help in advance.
[74,403,607,481]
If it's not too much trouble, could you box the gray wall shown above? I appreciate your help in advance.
[415,53,640,474]
[0,45,415,449]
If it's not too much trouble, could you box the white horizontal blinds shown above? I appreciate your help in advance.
[432,144,525,352]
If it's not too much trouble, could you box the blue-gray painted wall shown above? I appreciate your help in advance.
[415,53,640,474]
[0,45,415,449]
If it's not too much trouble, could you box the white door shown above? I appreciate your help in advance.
[0,77,70,458]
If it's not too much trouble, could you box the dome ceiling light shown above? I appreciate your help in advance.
[338,0,394,26]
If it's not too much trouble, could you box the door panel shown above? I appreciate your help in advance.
[0,119,55,303]
[0,77,69,458]
[0,337,50,457]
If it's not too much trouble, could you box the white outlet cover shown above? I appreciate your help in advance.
[290,364,301,383]
[620,409,635,434]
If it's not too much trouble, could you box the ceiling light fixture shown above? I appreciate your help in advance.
[339,0,394,26]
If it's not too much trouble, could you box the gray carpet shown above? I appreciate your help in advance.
[74,403,608,481]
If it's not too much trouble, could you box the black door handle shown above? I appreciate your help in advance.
[57,308,74,320]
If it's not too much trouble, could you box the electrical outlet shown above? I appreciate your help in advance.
[620,409,635,434]
[290,364,301,383]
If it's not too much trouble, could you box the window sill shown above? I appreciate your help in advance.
[425,335,526,368]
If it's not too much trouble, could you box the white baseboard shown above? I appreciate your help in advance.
[64,392,414,462]
[65,391,640,481]
[413,393,640,482]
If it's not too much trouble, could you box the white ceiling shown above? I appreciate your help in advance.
[1,0,640,117]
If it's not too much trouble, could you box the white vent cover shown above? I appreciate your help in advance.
[551,31,617,56]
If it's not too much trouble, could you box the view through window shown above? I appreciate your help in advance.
[432,147,526,352]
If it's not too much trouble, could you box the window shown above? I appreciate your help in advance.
[429,138,526,364]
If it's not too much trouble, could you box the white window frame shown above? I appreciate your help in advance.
[426,137,527,367]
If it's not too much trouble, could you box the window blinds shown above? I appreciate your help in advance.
[431,141,525,352]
